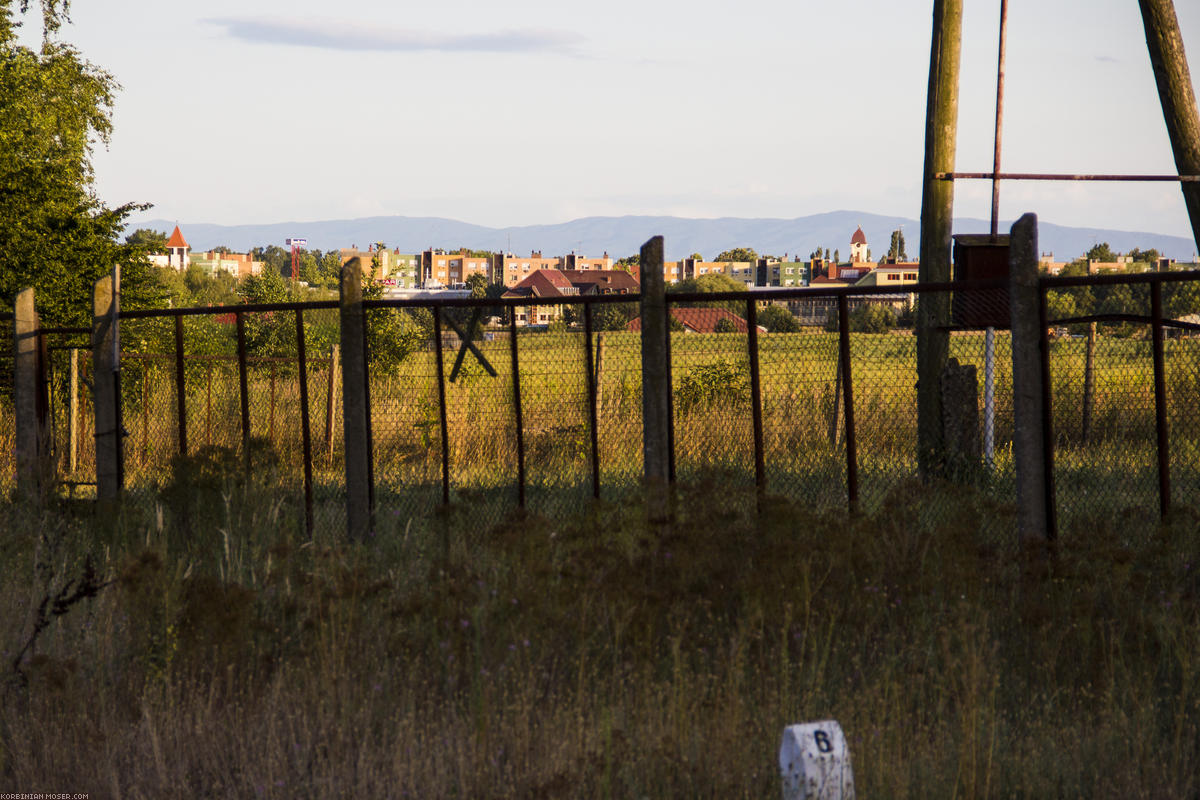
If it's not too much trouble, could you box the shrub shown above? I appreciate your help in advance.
[674,359,749,412]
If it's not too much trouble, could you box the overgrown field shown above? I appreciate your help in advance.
[1,476,1198,797]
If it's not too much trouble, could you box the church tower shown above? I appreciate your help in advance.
[166,225,190,271]
[849,226,868,264]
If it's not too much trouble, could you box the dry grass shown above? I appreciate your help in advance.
[2,474,1199,798]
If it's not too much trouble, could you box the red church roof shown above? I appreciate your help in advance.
[166,225,189,249]
[850,226,867,246]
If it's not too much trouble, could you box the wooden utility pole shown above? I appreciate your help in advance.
[917,0,963,478]
[1139,0,1200,253]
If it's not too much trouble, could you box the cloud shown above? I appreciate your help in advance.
[1095,54,1120,64]
[203,16,585,55]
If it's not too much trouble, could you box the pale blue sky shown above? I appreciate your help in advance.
[25,0,1200,237]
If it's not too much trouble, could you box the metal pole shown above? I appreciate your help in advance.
[583,302,601,500]
[1150,282,1172,518]
[174,315,188,457]
[990,0,1009,239]
[837,296,859,513]
[68,348,78,475]
[746,298,766,499]
[508,306,526,508]
[433,306,451,506]
[362,308,375,516]
[296,309,315,537]
[1037,283,1058,542]
[984,327,995,469]
[236,312,251,474]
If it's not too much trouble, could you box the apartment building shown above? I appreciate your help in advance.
[419,249,494,287]
[340,245,420,286]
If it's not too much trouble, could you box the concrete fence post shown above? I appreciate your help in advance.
[14,287,50,502]
[1008,213,1051,543]
[340,257,371,541]
[638,236,672,522]
[92,270,121,502]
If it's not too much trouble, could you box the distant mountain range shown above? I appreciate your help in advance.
[128,211,1199,263]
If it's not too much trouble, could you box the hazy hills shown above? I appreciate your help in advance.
[129,211,1199,263]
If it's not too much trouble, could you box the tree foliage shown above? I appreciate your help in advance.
[758,304,800,333]
[1086,242,1116,263]
[668,272,747,315]
[713,247,757,263]
[849,303,896,333]
[0,0,149,323]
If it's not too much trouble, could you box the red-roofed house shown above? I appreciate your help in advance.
[503,269,579,326]
[627,307,763,334]
[503,268,640,326]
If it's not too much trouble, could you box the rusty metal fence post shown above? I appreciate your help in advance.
[1150,281,1172,518]
[745,297,766,501]
[509,305,526,508]
[836,295,859,514]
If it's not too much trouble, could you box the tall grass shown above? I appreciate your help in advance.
[2,475,1198,797]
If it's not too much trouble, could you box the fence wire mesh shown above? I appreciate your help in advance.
[9,268,1199,538]
[1045,276,1200,531]
[114,308,342,540]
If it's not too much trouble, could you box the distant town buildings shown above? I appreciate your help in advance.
[148,226,263,279]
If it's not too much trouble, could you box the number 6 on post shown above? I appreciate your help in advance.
[779,720,855,800]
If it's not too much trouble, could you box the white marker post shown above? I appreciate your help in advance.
[779,721,855,800]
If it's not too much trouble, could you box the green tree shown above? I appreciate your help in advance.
[125,228,168,253]
[688,252,703,260]
[887,228,907,260]
[849,303,896,333]
[714,317,737,333]
[669,272,747,316]
[833,249,840,264]
[1045,290,1078,323]
[758,304,800,332]
[465,272,488,298]
[1086,242,1116,263]
[238,267,297,357]
[1127,247,1160,268]
[713,247,757,263]
[185,264,239,307]
[0,0,150,324]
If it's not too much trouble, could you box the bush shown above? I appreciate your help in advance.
[674,359,749,412]
[758,304,800,333]
[850,303,896,333]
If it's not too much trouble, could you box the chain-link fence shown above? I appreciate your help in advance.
[1043,271,1200,534]
[9,269,1199,538]
[114,303,342,540]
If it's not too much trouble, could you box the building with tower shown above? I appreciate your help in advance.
[849,225,869,264]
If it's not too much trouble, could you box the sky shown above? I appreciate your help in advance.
[18,0,1200,238]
